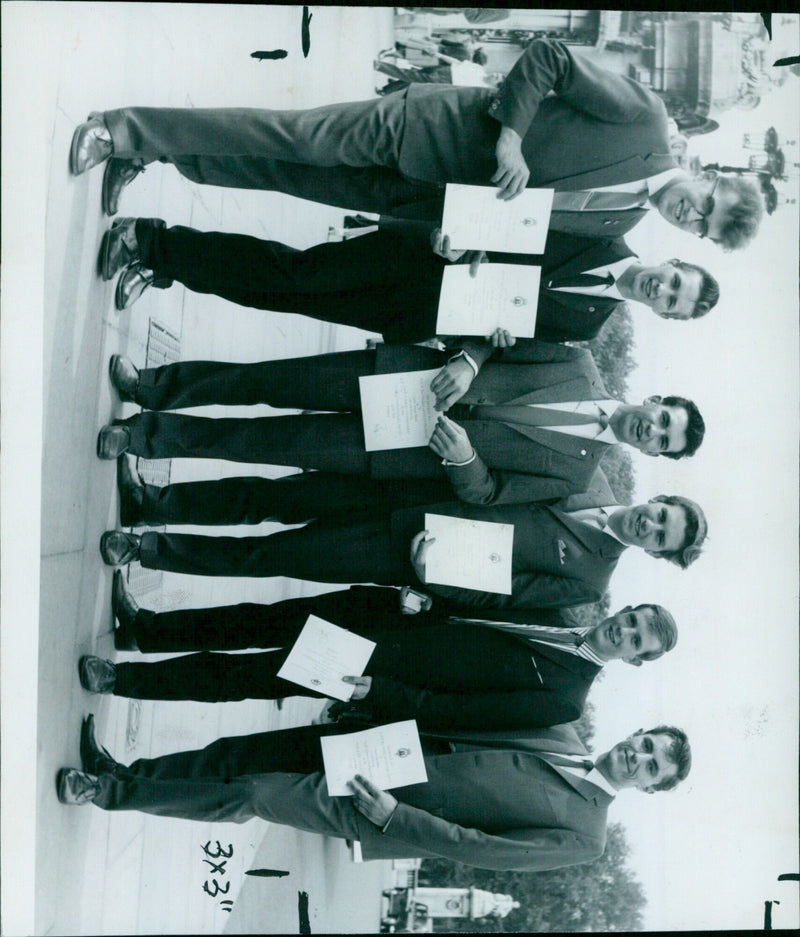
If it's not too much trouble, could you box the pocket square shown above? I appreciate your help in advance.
[557,539,567,564]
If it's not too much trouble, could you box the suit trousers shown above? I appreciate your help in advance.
[112,624,543,701]
[103,104,442,213]
[137,223,442,342]
[138,520,414,582]
[128,585,434,652]
[136,471,453,526]
[120,350,446,473]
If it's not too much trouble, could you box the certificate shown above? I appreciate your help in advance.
[321,720,428,796]
[276,615,376,702]
[436,263,541,337]
[359,369,440,451]
[441,183,554,253]
[424,513,514,595]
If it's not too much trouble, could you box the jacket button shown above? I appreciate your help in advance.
[580,449,587,456]
[588,306,595,312]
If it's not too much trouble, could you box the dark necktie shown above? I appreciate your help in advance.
[547,271,615,290]
[552,189,647,212]
[470,403,609,431]
[538,750,595,772]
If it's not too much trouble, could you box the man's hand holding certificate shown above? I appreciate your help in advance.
[276,616,376,701]
[321,720,428,796]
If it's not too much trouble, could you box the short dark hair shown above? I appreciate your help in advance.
[643,725,692,792]
[472,47,488,65]
[650,495,707,569]
[713,175,765,251]
[634,604,677,661]
[672,260,720,317]
[659,395,705,459]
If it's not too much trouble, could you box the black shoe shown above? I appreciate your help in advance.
[117,454,144,527]
[100,217,140,281]
[115,261,155,311]
[80,714,119,776]
[100,530,141,566]
[102,158,145,216]
[56,768,100,805]
[97,424,131,460]
[109,354,140,402]
[79,656,116,694]
[111,570,140,650]
[70,113,112,175]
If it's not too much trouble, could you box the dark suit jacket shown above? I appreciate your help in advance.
[345,614,601,732]
[372,341,619,505]
[357,722,613,869]
[395,38,674,238]
[361,225,635,344]
[390,497,625,610]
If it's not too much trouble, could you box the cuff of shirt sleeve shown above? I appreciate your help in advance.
[441,450,477,468]
[448,349,479,378]
[381,805,399,833]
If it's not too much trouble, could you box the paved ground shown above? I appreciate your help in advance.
[31,5,396,934]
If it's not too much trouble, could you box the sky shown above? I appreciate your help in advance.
[588,46,800,930]
[1,6,798,935]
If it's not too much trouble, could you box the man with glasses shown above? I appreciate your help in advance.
[70,39,764,250]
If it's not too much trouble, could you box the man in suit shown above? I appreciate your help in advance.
[101,217,720,343]
[57,720,692,871]
[97,342,706,508]
[78,589,677,734]
[98,490,708,610]
[71,39,763,248]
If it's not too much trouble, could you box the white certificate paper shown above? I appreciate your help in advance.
[436,263,541,337]
[276,615,376,702]
[441,183,554,253]
[359,369,440,451]
[321,720,428,796]
[424,513,514,595]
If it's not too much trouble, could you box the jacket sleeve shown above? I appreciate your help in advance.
[364,678,580,732]
[379,802,605,871]
[444,456,572,505]
[421,573,600,610]
[492,38,668,139]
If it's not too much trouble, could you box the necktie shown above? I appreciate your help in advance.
[538,750,595,772]
[471,403,609,430]
[448,616,585,648]
[552,189,647,212]
[547,271,615,290]
[566,507,609,531]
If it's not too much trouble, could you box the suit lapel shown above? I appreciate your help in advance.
[554,153,674,191]
[546,240,634,283]
[548,506,626,557]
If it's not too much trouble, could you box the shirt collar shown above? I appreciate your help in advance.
[585,766,618,798]
[647,167,684,200]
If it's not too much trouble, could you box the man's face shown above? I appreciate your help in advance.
[586,605,663,663]
[610,398,688,456]
[653,172,736,242]
[612,501,687,556]
[597,731,678,792]
[627,263,702,319]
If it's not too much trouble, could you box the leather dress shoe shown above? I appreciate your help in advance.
[97,424,130,459]
[102,158,145,216]
[70,113,113,175]
[101,217,140,281]
[57,768,100,805]
[117,454,144,527]
[80,714,119,775]
[111,570,140,651]
[109,354,140,402]
[115,261,154,311]
[79,656,117,694]
[100,530,141,566]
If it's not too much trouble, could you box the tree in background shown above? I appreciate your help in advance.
[418,822,646,932]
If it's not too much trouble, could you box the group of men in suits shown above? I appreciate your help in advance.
[58,37,765,874]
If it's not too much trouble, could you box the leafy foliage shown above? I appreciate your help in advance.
[418,823,646,932]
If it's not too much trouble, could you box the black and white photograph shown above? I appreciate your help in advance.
[2,4,798,934]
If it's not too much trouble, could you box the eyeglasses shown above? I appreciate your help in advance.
[697,175,719,239]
